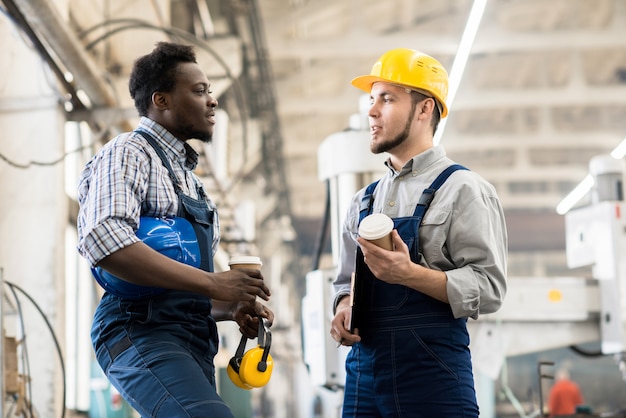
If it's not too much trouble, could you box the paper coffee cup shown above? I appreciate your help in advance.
[358,213,394,251]
[228,255,263,270]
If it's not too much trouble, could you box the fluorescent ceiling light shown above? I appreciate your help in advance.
[556,174,594,215]
[557,137,626,214]
[610,137,626,159]
[434,0,487,146]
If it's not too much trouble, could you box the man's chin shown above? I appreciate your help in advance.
[370,142,385,155]
[193,132,213,143]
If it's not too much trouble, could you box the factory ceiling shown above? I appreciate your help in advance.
[261,0,626,212]
[258,0,626,254]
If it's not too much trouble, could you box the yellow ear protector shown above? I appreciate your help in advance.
[227,318,273,389]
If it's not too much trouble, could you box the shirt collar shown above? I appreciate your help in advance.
[138,117,199,171]
[383,145,447,177]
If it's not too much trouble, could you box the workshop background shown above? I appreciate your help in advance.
[1,0,626,417]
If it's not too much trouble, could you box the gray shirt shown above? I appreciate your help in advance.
[333,145,508,320]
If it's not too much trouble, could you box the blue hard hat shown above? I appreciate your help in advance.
[91,217,201,299]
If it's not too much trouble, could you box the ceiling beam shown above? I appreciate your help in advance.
[266,26,626,61]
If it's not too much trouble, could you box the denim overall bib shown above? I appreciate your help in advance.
[91,131,234,417]
[137,130,215,273]
[343,164,479,418]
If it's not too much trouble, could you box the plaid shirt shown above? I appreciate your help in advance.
[77,117,219,267]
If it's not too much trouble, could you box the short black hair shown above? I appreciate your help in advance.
[129,42,198,116]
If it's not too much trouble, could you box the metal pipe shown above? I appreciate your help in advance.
[9,0,118,109]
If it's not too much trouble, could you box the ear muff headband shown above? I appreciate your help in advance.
[227,318,273,389]
[226,335,253,389]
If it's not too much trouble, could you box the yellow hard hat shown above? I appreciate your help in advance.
[351,48,449,118]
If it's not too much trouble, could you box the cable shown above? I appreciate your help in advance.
[4,281,66,418]
[6,285,34,417]
[568,344,604,358]
[0,143,94,169]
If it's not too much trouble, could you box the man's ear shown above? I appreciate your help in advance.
[152,92,168,110]
[416,97,435,123]
[421,97,436,116]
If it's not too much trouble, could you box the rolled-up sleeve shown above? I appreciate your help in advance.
[445,191,508,319]
[79,218,140,267]
[77,140,147,267]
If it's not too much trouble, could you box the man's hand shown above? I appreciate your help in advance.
[96,242,272,302]
[231,300,274,338]
[330,296,360,347]
[357,230,413,286]
[208,269,271,302]
[358,229,450,304]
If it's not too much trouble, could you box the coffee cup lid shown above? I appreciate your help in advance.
[228,255,263,266]
[358,213,393,240]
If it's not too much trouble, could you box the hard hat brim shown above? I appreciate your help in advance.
[351,75,449,118]
[351,75,385,93]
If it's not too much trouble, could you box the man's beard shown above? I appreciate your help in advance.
[371,117,412,154]
[196,133,212,143]
[185,127,213,143]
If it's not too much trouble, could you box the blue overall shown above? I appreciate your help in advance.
[343,164,479,418]
[91,131,234,418]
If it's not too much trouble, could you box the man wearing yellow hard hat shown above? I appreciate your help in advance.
[330,48,508,416]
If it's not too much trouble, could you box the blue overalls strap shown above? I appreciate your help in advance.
[135,129,188,211]
[359,180,380,222]
[136,130,210,218]
[358,164,468,223]
[135,130,185,199]
[135,130,215,272]
[412,163,468,218]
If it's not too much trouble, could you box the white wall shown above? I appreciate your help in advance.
[0,10,67,416]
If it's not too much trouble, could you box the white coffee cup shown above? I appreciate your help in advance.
[228,255,263,271]
[358,213,394,251]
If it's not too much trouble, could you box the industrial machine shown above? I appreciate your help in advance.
[302,98,626,417]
